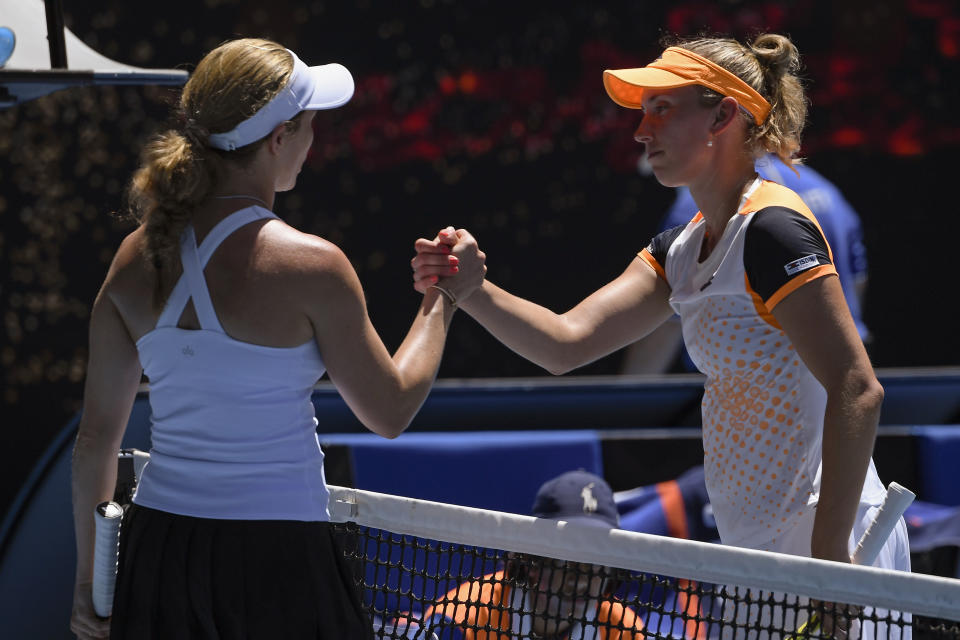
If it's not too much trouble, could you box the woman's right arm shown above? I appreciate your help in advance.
[304,232,485,439]
[71,285,143,640]
[413,234,675,375]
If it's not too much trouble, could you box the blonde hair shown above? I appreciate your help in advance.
[126,38,296,306]
[670,33,808,166]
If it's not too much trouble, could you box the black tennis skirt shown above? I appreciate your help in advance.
[110,504,374,639]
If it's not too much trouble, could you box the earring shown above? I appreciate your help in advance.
[706,138,714,147]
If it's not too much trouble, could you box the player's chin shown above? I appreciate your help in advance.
[652,170,684,189]
[276,173,299,192]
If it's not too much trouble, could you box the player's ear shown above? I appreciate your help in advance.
[265,121,290,154]
[710,97,741,135]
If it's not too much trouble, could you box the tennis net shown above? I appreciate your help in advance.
[327,485,960,640]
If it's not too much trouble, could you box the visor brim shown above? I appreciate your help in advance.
[603,67,697,109]
[301,62,354,110]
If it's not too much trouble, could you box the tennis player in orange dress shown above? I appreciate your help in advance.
[413,33,910,638]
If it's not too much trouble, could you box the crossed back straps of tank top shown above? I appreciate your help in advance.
[155,207,278,332]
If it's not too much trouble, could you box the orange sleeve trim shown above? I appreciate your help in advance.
[745,274,782,330]
[639,248,667,283]
[655,480,689,540]
[766,264,837,310]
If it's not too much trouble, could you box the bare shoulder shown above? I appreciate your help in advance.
[255,222,370,338]
[101,225,153,292]
[258,220,360,289]
[215,223,371,354]
[84,224,158,340]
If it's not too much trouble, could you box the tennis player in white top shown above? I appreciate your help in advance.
[71,38,485,640]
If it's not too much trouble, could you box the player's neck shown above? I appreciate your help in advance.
[690,167,758,238]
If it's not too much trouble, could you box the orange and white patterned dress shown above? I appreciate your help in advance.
[640,178,887,554]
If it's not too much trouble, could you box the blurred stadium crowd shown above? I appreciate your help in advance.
[1,0,958,513]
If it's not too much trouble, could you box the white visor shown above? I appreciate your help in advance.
[207,49,354,151]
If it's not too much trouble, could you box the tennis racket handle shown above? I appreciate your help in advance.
[92,501,124,618]
[851,482,915,566]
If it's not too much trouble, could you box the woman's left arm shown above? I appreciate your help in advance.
[772,274,884,564]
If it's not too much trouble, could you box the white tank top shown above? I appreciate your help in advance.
[132,207,330,520]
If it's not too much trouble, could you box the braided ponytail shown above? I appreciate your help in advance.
[127,127,217,307]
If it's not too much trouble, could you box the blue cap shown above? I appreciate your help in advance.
[531,470,619,529]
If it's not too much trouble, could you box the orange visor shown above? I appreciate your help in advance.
[603,47,771,125]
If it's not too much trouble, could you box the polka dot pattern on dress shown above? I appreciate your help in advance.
[689,295,817,549]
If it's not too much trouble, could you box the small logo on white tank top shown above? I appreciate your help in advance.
[784,254,818,276]
[182,345,195,356]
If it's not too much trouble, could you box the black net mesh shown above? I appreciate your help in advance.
[332,521,958,640]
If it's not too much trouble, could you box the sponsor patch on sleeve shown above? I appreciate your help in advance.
[783,254,819,276]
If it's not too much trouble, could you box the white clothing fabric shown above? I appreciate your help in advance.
[133,206,329,520]
[641,180,887,553]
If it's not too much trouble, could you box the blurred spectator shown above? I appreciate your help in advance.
[418,470,646,639]
[615,465,719,542]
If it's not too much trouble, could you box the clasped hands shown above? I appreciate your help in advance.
[411,226,486,304]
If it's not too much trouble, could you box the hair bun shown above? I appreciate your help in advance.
[750,33,800,78]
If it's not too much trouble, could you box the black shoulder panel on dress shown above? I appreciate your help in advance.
[645,224,686,267]
[744,206,833,302]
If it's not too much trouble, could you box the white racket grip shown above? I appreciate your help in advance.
[852,482,915,566]
[92,501,124,618]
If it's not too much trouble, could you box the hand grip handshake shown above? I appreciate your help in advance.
[411,226,486,304]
